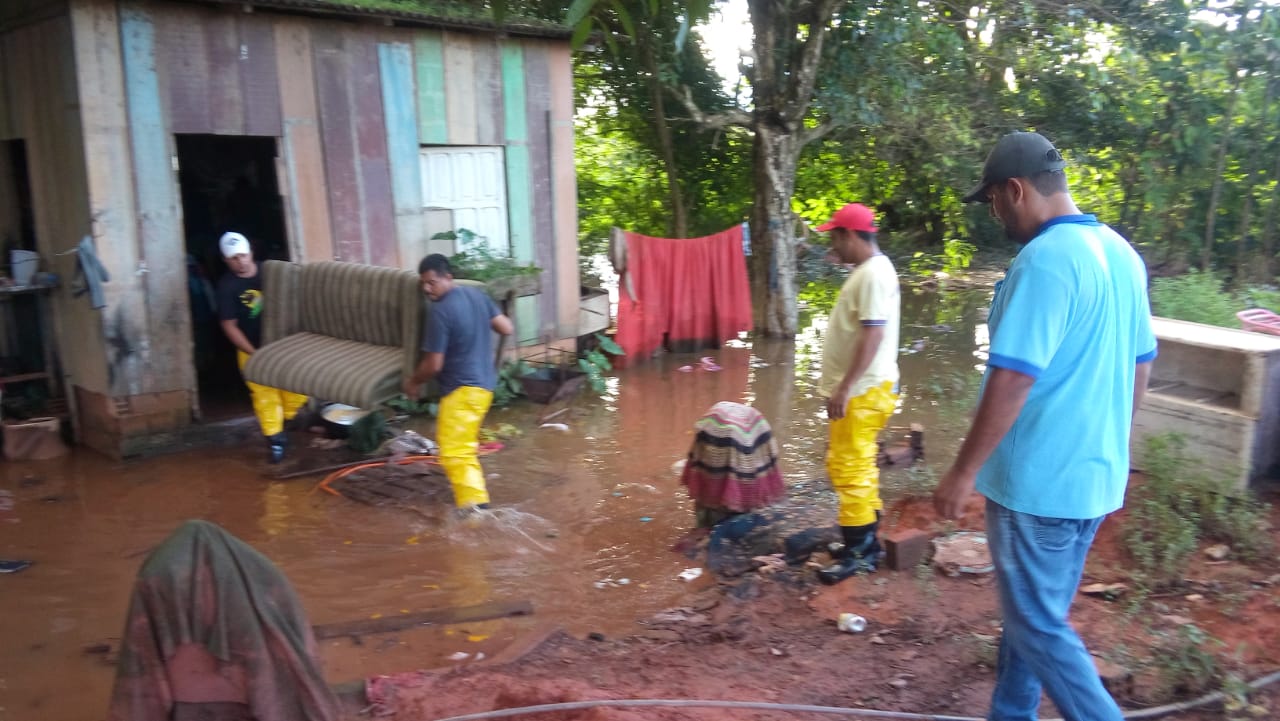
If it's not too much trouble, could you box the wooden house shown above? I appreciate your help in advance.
[0,0,579,457]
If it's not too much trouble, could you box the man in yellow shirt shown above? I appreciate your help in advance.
[814,203,901,584]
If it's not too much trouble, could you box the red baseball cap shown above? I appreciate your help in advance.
[816,203,877,233]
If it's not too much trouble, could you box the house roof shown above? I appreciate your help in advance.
[177,0,571,39]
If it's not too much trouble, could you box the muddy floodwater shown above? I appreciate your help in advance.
[0,283,991,721]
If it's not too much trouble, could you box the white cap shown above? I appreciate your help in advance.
[219,232,251,258]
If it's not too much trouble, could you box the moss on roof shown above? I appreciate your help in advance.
[182,0,569,38]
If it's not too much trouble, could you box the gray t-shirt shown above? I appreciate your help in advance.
[421,284,501,396]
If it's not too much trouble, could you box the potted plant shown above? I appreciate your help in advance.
[432,229,543,300]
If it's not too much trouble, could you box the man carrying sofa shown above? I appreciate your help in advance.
[403,253,514,514]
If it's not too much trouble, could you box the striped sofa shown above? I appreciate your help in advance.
[242,260,424,409]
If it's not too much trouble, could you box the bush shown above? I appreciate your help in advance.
[1149,270,1241,327]
[1125,434,1272,587]
[1150,270,1280,328]
[1148,624,1222,700]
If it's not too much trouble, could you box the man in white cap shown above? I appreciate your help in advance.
[216,231,307,463]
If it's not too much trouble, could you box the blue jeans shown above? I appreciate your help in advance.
[985,498,1122,721]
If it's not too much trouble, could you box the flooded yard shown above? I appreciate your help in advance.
[0,282,994,721]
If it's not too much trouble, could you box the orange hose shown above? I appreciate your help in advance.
[316,442,503,498]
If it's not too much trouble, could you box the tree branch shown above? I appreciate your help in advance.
[799,117,838,147]
[673,86,752,130]
[784,0,847,124]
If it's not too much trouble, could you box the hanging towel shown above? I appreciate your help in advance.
[614,226,752,365]
[71,235,110,309]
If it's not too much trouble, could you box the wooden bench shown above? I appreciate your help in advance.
[1131,317,1280,487]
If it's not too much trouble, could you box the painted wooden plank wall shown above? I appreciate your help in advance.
[548,42,579,340]
[500,41,539,343]
[312,23,364,263]
[414,32,448,145]
[348,28,396,267]
[274,18,333,263]
[70,0,149,395]
[444,32,477,146]
[380,40,424,268]
[524,41,556,342]
[205,11,243,135]
[121,2,190,393]
[239,15,282,137]
[1,13,106,395]
[158,4,210,134]
[473,36,504,147]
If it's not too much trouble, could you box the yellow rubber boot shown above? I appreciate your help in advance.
[436,386,495,508]
[826,381,898,528]
[238,350,285,437]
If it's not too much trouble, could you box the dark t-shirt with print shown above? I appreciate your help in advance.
[217,271,264,348]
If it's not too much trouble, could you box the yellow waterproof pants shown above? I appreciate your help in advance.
[437,386,494,508]
[826,380,898,527]
[237,351,308,437]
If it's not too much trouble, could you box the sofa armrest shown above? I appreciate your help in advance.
[261,260,300,345]
[401,280,427,380]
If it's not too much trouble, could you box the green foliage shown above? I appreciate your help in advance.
[1149,624,1222,700]
[387,395,435,416]
[493,358,535,408]
[433,229,542,282]
[1150,270,1243,327]
[578,333,624,394]
[347,412,389,455]
[1125,434,1273,587]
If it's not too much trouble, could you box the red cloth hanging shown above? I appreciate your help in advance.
[615,226,752,366]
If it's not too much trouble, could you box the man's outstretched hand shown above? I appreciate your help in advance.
[933,467,977,520]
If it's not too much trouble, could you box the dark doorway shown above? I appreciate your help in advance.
[175,134,289,422]
[0,140,36,254]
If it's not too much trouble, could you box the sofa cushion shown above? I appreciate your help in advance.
[297,262,421,349]
[242,332,403,409]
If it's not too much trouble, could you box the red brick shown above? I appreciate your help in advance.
[883,528,932,571]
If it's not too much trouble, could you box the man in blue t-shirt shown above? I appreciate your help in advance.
[403,254,514,511]
[933,132,1157,721]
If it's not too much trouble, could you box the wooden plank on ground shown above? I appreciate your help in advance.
[121,1,191,393]
[348,29,396,267]
[274,18,333,263]
[312,599,534,640]
[238,13,281,137]
[413,31,447,145]
[312,24,364,263]
[379,40,424,268]
[443,31,477,146]
[156,3,210,133]
[548,42,579,341]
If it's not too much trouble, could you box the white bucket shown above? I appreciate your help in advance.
[10,250,38,286]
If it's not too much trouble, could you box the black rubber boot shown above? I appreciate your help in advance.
[817,521,883,585]
[267,433,288,464]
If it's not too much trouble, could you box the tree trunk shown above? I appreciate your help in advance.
[639,36,688,238]
[1202,69,1242,271]
[1236,74,1276,282]
[749,125,800,337]
[1261,148,1280,279]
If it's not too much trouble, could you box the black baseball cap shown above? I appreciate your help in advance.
[961,132,1067,203]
